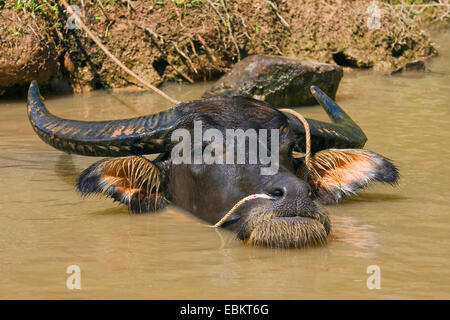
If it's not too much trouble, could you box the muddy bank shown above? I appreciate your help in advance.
[0,0,442,97]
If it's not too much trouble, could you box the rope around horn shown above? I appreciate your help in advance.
[212,108,312,228]
[60,0,180,105]
[279,108,311,169]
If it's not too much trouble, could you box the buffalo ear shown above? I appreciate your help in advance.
[299,149,399,204]
[77,156,167,213]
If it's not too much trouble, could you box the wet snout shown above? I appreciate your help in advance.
[234,173,331,248]
[265,175,310,203]
[264,175,314,216]
[264,175,330,235]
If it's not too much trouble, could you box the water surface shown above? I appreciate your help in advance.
[0,32,449,299]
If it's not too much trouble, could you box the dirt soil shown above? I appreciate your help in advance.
[0,0,440,97]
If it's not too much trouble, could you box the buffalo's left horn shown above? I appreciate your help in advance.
[27,81,179,157]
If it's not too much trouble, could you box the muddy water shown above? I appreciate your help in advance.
[1,32,449,300]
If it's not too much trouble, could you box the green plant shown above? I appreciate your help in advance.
[13,0,58,19]
[174,0,202,15]
[51,21,61,29]
[96,0,105,10]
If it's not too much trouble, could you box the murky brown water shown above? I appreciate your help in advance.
[1,31,449,299]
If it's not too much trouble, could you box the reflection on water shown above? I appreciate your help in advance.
[0,31,449,299]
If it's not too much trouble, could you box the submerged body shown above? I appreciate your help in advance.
[27,81,398,248]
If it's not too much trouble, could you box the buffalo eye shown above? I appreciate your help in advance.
[268,188,284,198]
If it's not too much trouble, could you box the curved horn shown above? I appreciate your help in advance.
[27,81,179,157]
[286,86,367,154]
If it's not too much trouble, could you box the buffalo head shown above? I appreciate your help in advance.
[27,81,398,248]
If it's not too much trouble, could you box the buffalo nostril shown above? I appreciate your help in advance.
[268,188,284,198]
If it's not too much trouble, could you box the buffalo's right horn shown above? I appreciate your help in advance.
[285,86,368,154]
[27,81,179,157]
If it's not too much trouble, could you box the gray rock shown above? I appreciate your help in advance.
[202,55,343,107]
[391,60,428,74]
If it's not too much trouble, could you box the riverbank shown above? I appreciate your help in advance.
[0,0,447,97]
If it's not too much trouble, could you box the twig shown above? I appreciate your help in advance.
[104,19,114,38]
[80,0,85,16]
[207,0,240,60]
[172,41,198,74]
[220,0,241,60]
[207,0,227,27]
[126,0,135,12]
[196,34,217,62]
[393,3,450,8]
[262,40,283,55]
[138,25,164,45]
[237,14,252,40]
[59,0,179,105]
[27,23,39,39]
[266,1,290,30]
[172,1,184,27]
[188,37,198,56]
[167,62,194,83]
[137,25,194,83]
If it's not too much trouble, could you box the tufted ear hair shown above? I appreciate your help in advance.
[77,156,167,213]
[299,149,399,204]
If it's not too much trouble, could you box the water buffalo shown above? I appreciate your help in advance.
[27,81,398,248]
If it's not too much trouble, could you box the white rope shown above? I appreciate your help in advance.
[280,108,311,169]
[212,194,274,228]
